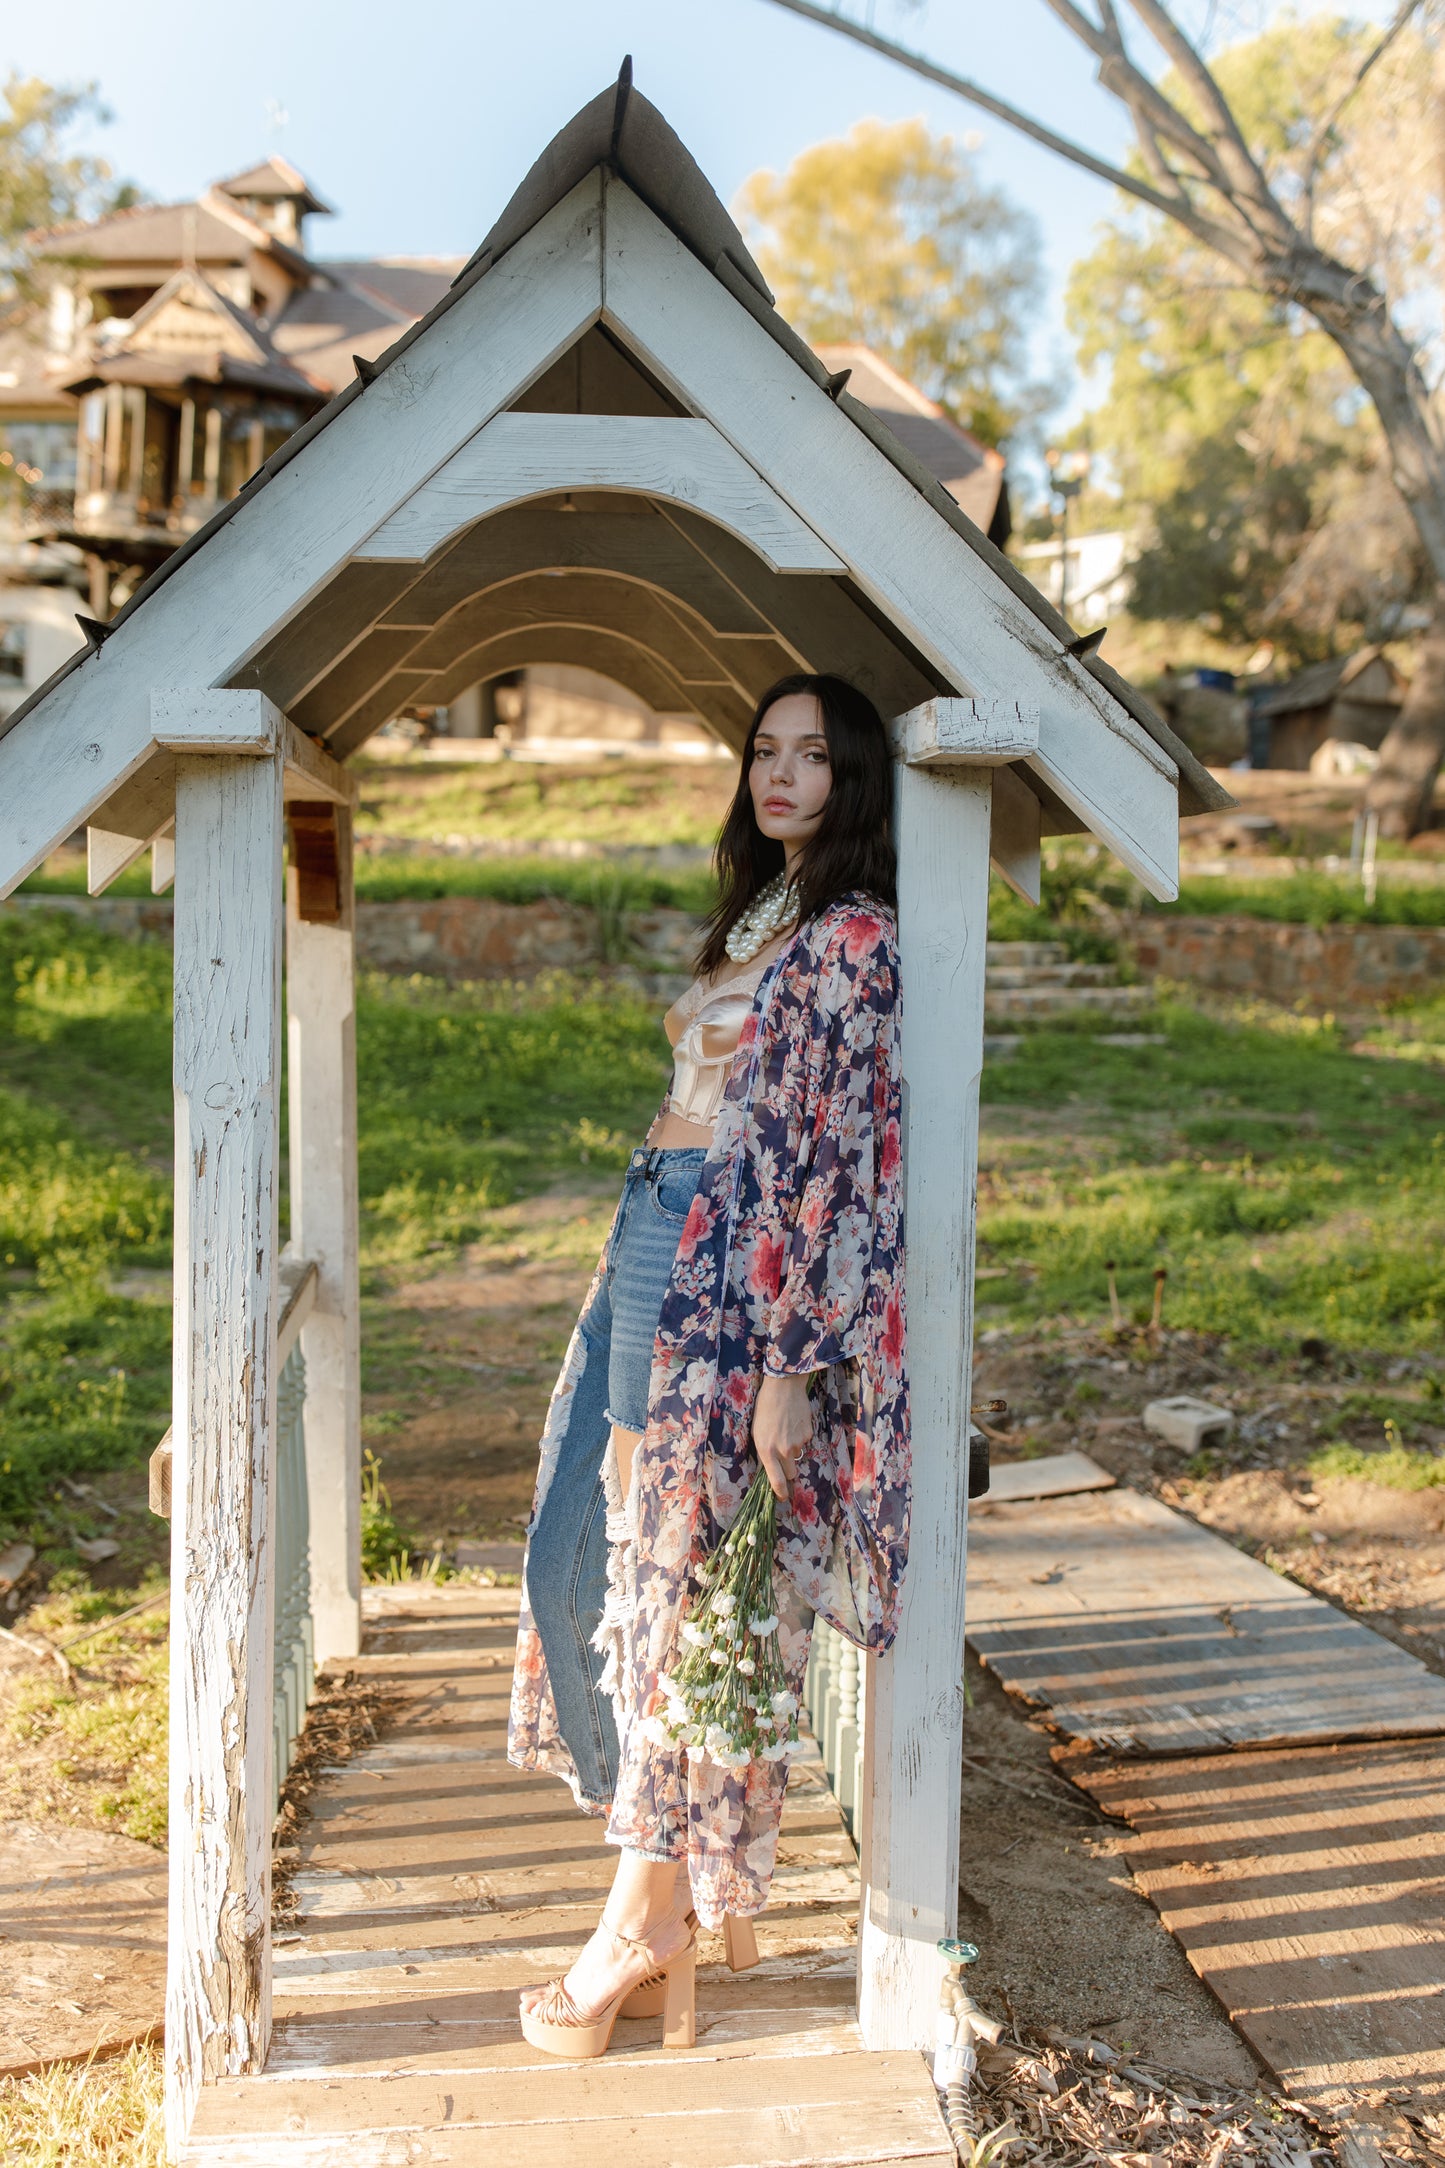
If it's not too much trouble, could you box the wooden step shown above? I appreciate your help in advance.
[185,1585,952,2167]
[984,983,1152,1020]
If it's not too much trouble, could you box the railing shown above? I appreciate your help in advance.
[271,1252,319,1811]
[150,1247,321,1813]
[804,1620,866,1838]
[272,1339,314,1807]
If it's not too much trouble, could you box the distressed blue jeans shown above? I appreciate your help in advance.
[526,1147,707,1806]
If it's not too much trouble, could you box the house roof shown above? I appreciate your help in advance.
[0,64,1231,884]
[32,199,262,271]
[215,157,334,217]
[314,258,463,320]
[1254,646,1406,719]
[60,268,329,403]
[813,343,1008,543]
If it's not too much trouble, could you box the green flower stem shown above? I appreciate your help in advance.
[661,1469,800,1765]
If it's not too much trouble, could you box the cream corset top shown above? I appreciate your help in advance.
[663,956,770,1129]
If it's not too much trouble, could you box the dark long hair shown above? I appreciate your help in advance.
[696,674,896,977]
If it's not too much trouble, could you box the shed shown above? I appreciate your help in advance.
[1253,646,1407,770]
[0,68,1229,2158]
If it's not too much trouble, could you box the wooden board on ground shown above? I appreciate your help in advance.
[965,1486,1445,1753]
[0,1822,166,2075]
[975,1451,1116,1507]
[1063,1740,1445,2110]
[185,1584,952,2166]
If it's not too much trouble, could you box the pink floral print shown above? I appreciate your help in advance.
[509,897,909,1925]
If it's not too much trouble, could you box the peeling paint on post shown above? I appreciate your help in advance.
[165,740,284,2155]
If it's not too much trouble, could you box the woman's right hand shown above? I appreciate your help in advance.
[752,1372,815,1501]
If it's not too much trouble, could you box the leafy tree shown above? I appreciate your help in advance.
[1066,16,1431,656]
[759,0,1445,835]
[736,117,1051,447]
[0,76,126,307]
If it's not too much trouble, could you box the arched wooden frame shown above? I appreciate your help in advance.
[355,412,848,577]
[301,566,785,753]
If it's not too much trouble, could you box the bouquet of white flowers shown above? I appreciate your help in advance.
[644,1467,800,1773]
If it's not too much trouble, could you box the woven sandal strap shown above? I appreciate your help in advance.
[533,1976,591,2027]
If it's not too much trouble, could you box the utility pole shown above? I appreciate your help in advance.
[1044,447,1090,624]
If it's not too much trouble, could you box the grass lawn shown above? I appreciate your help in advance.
[4,902,1442,1547]
[352,750,734,850]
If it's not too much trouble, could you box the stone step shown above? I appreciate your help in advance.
[984,983,1153,1021]
[985,940,1067,967]
[986,962,1118,989]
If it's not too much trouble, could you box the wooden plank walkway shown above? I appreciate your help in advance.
[1065,1740,1445,2110]
[185,1584,952,2167]
[966,1486,1445,1753]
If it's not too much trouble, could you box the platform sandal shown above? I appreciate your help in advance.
[519,1922,696,2059]
[620,1909,759,2020]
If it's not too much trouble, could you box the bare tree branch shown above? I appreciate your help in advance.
[756,0,1258,263]
[1118,0,1290,229]
[1038,0,1238,194]
[1301,0,1424,238]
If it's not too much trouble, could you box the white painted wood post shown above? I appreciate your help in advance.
[857,761,992,2051]
[285,799,363,1661]
[160,693,284,2154]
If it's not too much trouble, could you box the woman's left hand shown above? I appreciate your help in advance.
[752,1373,815,1501]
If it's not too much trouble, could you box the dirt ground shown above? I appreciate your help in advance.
[1181,766,1445,860]
[363,1182,613,1546]
[957,1646,1264,2085]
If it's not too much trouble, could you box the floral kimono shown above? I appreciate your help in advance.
[509,895,909,1924]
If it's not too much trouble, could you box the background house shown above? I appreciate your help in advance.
[0,157,461,720]
[1250,647,1407,771]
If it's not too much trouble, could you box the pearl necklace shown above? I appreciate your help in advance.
[725,872,797,963]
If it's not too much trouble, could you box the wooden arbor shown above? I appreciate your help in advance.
[0,68,1229,2157]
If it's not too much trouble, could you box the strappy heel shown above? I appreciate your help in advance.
[621,1907,760,2019]
[519,1922,696,2059]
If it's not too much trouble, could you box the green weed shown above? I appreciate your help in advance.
[1158,872,1445,928]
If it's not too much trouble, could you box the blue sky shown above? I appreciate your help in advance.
[9,1,1391,467]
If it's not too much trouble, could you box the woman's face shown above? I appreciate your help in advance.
[749,695,832,862]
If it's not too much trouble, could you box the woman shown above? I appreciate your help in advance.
[509,673,910,2058]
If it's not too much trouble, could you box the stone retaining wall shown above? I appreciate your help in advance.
[9,891,697,981]
[12,893,1440,1009]
[1125,914,1445,1011]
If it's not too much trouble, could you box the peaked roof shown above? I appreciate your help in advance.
[31,197,263,269]
[1254,646,1406,719]
[0,64,1231,861]
[59,267,328,403]
[215,156,333,217]
[453,64,1222,815]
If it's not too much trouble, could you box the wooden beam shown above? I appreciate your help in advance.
[286,804,362,1665]
[857,765,990,2053]
[0,173,604,897]
[890,697,1039,767]
[375,505,774,636]
[658,508,943,719]
[165,737,285,2153]
[397,624,750,742]
[86,755,178,895]
[151,825,175,896]
[601,182,1181,898]
[990,765,1042,906]
[281,719,356,808]
[399,571,735,686]
[153,688,280,757]
[355,413,848,575]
